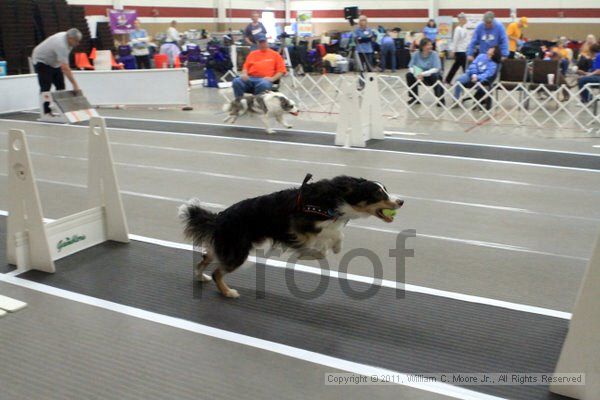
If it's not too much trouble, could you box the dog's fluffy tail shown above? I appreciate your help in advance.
[178,198,217,245]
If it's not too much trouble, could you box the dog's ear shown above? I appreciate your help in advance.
[279,96,293,111]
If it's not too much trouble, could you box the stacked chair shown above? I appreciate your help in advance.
[0,0,37,74]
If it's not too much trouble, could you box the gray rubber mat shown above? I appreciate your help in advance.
[2,112,599,170]
[0,219,569,399]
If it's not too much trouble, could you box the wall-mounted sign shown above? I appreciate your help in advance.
[108,9,138,34]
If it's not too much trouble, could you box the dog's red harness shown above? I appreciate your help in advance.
[295,173,340,220]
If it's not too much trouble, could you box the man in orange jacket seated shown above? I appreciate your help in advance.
[232,33,286,98]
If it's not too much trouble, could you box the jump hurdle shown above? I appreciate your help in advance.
[7,117,129,273]
[39,90,99,124]
[550,228,600,399]
[335,73,384,148]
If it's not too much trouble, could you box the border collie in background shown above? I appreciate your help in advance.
[179,174,404,298]
[223,91,299,134]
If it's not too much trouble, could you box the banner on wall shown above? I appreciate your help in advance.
[464,13,484,30]
[108,9,137,34]
[296,11,313,37]
[436,16,453,40]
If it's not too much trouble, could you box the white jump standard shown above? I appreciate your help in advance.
[6,117,129,273]
[335,73,384,148]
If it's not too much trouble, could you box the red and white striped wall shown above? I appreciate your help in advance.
[67,0,600,24]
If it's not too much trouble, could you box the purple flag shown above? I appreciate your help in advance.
[108,9,138,34]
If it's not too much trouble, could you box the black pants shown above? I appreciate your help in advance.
[445,52,466,83]
[460,81,493,110]
[35,63,65,114]
[135,55,151,69]
[406,72,444,99]
[357,52,374,72]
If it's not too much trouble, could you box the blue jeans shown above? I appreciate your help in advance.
[560,58,569,75]
[453,74,472,98]
[232,76,273,98]
[578,74,600,103]
[380,44,396,71]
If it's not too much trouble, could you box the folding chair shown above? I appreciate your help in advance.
[74,53,94,70]
[110,53,124,70]
[525,59,561,109]
[460,66,500,111]
[495,58,527,103]
[154,54,169,69]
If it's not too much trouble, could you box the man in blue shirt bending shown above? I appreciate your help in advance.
[467,11,509,61]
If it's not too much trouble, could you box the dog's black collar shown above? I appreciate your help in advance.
[295,173,341,221]
[301,204,341,220]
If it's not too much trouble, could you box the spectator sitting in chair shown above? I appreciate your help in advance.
[552,37,572,75]
[577,41,596,75]
[232,34,286,99]
[406,38,444,106]
[453,46,501,100]
[578,43,600,104]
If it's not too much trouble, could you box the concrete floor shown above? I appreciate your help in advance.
[0,101,598,399]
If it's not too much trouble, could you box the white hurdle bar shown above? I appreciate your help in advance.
[335,73,384,148]
[550,228,600,399]
[6,117,129,273]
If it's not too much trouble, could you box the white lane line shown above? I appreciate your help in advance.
[35,114,599,158]
[130,234,571,319]
[353,225,588,261]
[2,148,598,223]
[389,136,600,157]
[0,210,575,318]
[0,274,506,400]
[102,114,339,136]
[0,178,587,261]
[384,130,427,136]
[5,135,600,195]
[2,117,600,173]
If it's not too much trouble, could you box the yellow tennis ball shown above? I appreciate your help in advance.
[382,209,396,218]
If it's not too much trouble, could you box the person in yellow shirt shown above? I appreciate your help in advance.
[506,16,527,58]
[552,37,572,74]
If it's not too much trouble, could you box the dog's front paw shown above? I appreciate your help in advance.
[332,241,342,254]
[223,288,240,298]
[266,129,276,134]
[195,272,212,282]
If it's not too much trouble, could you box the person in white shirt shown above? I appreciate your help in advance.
[445,13,469,84]
[160,20,181,66]
[166,20,180,44]
[31,28,83,115]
